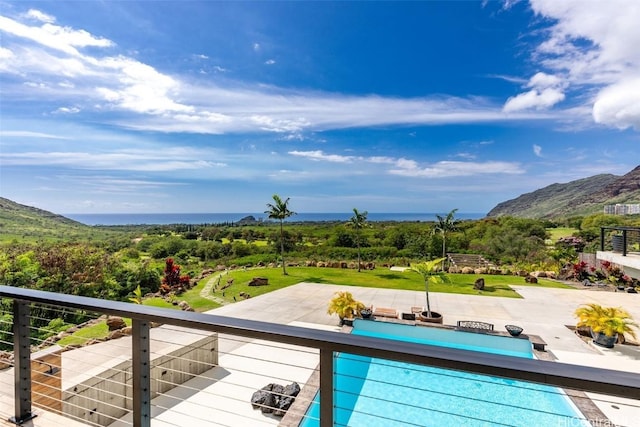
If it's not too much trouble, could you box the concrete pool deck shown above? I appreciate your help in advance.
[207,281,640,427]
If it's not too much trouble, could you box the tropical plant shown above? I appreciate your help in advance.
[575,303,638,342]
[327,291,366,321]
[348,208,369,272]
[434,209,460,268]
[129,285,143,304]
[265,194,296,275]
[409,258,448,318]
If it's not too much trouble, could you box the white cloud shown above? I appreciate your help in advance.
[526,0,640,130]
[54,106,80,114]
[0,13,113,57]
[289,150,354,163]
[456,152,477,160]
[287,150,523,179]
[503,72,566,112]
[0,147,226,172]
[533,144,542,157]
[527,72,561,89]
[389,161,524,178]
[0,130,69,139]
[592,77,640,130]
[503,88,565,112]
[265,59,276,65]
[25,9,55,24]
[0,9,555,136]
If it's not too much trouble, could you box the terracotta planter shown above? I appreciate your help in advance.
[418,311,443,324]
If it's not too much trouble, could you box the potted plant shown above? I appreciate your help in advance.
[360,307,373,319]
[611,233,624,253]
[327,291,366,326]
[574,303,638,348]
[409,258,448,324]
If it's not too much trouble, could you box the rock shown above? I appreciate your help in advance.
[108,330,127,340]
[274,382,301,416]
[248,277,269,286]
[461,267,474,274]
[0,351,14,370]
[178,301,194,311]
[106,316,126,331]
[251,383,275,410]
[251,382,299,416]
[473,278,485,290]
[525,275,538,283]
[266,384,284,413]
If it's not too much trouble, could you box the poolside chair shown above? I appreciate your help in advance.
[372,307,399,319]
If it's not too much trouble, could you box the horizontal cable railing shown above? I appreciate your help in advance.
[600,226,640,256]
[0,285,639,427]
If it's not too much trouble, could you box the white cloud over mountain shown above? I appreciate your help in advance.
[517,0,640,130]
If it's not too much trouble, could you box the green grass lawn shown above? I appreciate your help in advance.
[56,266,574,345]
[143,276,223,311]
[547,227,578,241]
[57,318,132,347]
[209,266,572,302]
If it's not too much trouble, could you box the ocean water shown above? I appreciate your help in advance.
[65,212,485,226]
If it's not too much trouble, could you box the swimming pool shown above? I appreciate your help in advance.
[301,320,589,427]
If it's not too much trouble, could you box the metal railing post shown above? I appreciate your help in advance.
[10,300,36,425]
[319,348,334,427]
[623,229,628,256]
[132,319,151,427]
[600,227,605,251]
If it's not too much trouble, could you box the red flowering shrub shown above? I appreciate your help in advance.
[572,261,592,281]
[161,258,191,294]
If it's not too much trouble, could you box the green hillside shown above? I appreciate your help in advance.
[0,197,113,241]
[487,165,640,219]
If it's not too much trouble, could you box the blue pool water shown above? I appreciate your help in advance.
[301,320,588,427]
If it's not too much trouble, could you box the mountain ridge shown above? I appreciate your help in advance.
[487,166,640,219]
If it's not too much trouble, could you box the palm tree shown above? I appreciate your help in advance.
[265,194,296,275]
[409,258,448,319]
[434,208,460,269]
[348,208,369,272]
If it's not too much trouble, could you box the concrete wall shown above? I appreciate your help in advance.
[62,333,218,426]
[596,251,640,280]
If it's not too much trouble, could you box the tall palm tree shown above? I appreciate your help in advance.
[434,208,460,269]
[265,194,296,275]
[348,208,369,272]
[409,258,448,319]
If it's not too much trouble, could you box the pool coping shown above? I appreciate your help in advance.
[280,319,612,427]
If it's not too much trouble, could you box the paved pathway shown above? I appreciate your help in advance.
[199,271,230,305]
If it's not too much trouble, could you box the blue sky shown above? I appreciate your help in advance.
[1,1,639,215]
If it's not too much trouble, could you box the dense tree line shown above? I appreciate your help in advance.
[2,213,639,303]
